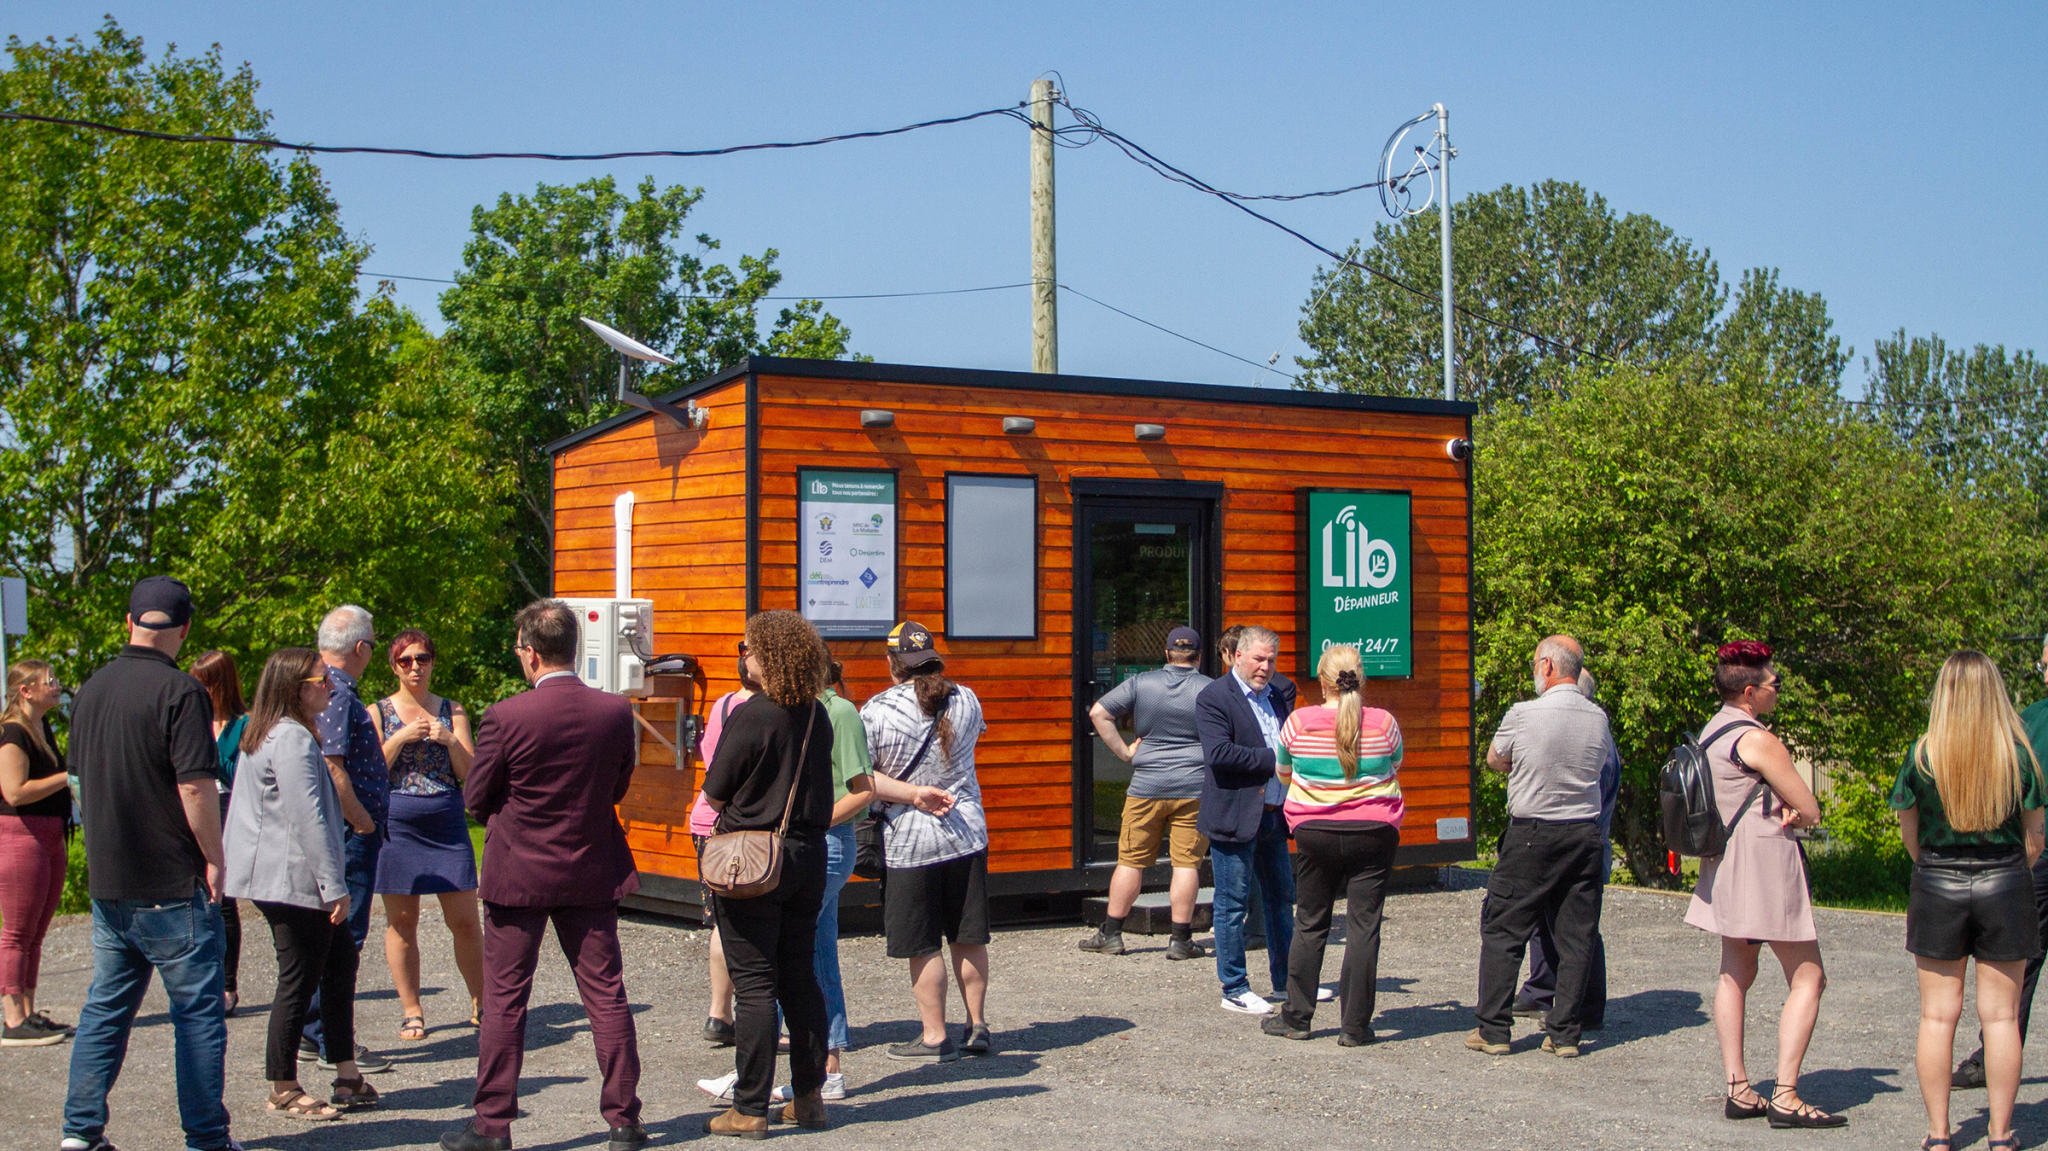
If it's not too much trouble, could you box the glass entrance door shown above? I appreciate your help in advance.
[1074,500,1214,864]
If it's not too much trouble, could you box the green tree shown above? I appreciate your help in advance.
[0,23,511,700]
[1294,181,1847,408]
[440,176,860,602]
[1471,360,2034,884]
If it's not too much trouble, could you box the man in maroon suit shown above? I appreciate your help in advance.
[440,600,646,1151]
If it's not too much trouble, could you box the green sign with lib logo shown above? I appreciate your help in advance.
[1301,490,1412,678]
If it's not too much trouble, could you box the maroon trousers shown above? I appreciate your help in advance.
[0,813,66,997]
[472,901,641,1137]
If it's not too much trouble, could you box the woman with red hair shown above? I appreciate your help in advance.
[1684,641,1842,1128]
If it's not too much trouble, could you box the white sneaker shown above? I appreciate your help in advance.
[770,1072,846,1102]
[1221,990,1276,1016]
[696,1071,737,1101]
[1316,985,1336,1002]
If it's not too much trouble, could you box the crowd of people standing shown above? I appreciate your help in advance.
[9,571,2048,1148]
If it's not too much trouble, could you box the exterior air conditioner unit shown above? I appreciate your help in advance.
[560,597,655,696]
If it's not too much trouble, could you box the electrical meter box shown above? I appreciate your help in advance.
[559,597,655,696]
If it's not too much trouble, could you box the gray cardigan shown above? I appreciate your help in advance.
[222,718,347,909]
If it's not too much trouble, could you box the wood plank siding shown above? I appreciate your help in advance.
[551,360,1474,900]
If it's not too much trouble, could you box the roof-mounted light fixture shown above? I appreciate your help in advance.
[579,317,709,430]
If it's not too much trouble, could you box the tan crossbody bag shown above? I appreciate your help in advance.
[698,704,818,900]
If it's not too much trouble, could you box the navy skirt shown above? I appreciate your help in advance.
[374,790,478,895]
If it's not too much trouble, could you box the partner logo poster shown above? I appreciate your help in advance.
[799,470,895,638]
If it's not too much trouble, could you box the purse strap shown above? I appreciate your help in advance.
[774,703,821,837]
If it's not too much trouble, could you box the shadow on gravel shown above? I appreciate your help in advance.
[1368,999,1470,1041]
[846,1015,1135,1101]
[1591,989,1707,1045]
[234,1076,594,1151]
[1782,1065,1901,1114]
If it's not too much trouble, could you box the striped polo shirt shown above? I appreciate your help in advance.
[1275,704,1404,831]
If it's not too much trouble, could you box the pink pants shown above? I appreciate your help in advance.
[0,813,67,996]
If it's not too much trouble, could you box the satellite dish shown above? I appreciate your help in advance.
[578,316,705,431]
[579,316,677,365]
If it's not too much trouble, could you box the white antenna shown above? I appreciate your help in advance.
[578,317,707,430]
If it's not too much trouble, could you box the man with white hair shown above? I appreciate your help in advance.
[1468,634,1615,1059]
[296,604,393,1074]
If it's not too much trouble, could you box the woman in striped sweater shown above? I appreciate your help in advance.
[1261,644,1404,1046]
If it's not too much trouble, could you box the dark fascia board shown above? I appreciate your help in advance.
[547,356,1477,456]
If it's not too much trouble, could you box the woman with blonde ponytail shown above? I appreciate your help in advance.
[0,659,74,1046]
[1893,650,2048,1151]
[1262,644,1404,1046]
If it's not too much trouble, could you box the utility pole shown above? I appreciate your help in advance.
[1029,77,1058,374]
[1434,103,1455,402]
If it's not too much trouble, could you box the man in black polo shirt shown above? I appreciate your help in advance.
[62,576,235,1151]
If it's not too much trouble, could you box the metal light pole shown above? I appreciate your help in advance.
[1381,105,1457,401]
[1433,104,1454,403]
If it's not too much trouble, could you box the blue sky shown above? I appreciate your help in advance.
[10,2,2046,392]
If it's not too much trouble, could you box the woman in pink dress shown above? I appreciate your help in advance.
[1683,642,1842,1128]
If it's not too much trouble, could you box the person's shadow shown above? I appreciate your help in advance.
[817,1014,1134,1121]
[1761,1066,1900,1117]
[1589,988,1708,1045]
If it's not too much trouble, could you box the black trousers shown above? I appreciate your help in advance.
[712,836,830,1118]
[256,900,358,1081]
[1516,904,1607,1028]
[1476,818,1603,1046]
[1284,823,1400,1040]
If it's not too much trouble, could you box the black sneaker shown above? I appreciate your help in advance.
[886,1037,960,1062]
[702,1016,737,1046]
[1260,1014,1312,1041]
[960,1023,992,1055]
[1511,1000,1545,1019]
[1076,928,1126,955]
[440,1118,513,1151]
[1165,937,1205,961]
[315,1043,392,1073]
[30,1011,75,1036]
[1336,1030,1375,1047]
[1953,1054,1988,1089]
[297,1037,321,1062]
[1,1018,66,1047]
[607,1123,650,1151]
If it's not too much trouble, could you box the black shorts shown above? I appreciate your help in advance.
[1908,852,2044,963]
[884,850,991,959]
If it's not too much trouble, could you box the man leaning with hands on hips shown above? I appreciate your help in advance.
[1078,626,1212,961]
[1468,634,1615,1059]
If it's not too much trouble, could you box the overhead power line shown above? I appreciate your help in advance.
[1058,284,1299,381]
[358,269,1032,301]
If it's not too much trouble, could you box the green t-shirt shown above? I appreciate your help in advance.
[1888,729,2048,850]
[822,688,872,822]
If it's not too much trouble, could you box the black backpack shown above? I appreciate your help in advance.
[1659,719,1765,858]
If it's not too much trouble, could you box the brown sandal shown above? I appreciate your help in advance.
[267,1087,343,1121]
[398,1015,427,1041]
[331,1075,379,1111]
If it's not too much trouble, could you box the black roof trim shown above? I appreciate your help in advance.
[547,356,1474,456]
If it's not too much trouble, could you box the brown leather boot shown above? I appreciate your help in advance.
[705,1106,769,1140]
[773,1090,829,1129]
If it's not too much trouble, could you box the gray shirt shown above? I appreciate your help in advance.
[1489,682,1615,821]
[1097,664,1213,798]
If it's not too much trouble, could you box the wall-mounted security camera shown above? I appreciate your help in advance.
[1445,437,1474,462]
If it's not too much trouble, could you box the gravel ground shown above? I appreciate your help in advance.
[8,877,2038,1150]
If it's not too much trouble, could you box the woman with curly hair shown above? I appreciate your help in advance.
[1683,641,1842,1128]
[1893,651,2045,1151]
[696,610,838,1136]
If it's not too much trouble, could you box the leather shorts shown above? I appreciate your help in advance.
[1908,851,2043,963]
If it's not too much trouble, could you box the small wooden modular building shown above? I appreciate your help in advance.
[548,357,1478,917]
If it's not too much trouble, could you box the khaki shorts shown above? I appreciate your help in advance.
[1117,795,1208,869]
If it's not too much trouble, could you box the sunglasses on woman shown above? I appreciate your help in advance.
[395,654,434,669]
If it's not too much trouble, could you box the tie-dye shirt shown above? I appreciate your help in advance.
[1275,704,1404,831]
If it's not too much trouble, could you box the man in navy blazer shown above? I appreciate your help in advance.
[441,601,646,1151]
[1195,624,1297,1018]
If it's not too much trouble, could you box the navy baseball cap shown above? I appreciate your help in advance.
[887,620,941,670]
[1167,626,1201,651]
[128,575,193,630]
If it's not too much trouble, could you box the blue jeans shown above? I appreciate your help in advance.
[66,891,230,1151]
[1210,808,1295,998]
[306,824,381,1049]
[816,823,857,1052]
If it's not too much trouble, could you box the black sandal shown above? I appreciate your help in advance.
[1923,1138,1953,1151]
[1766,1085,1846,1129]
[331,1075,379,1111]
[1986,1136,2018,1151]
[1724,1078,1766,1120]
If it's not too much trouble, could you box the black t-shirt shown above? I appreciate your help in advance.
[702,696,835,838]
[69,646,218,900]
[0,720,72,821]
